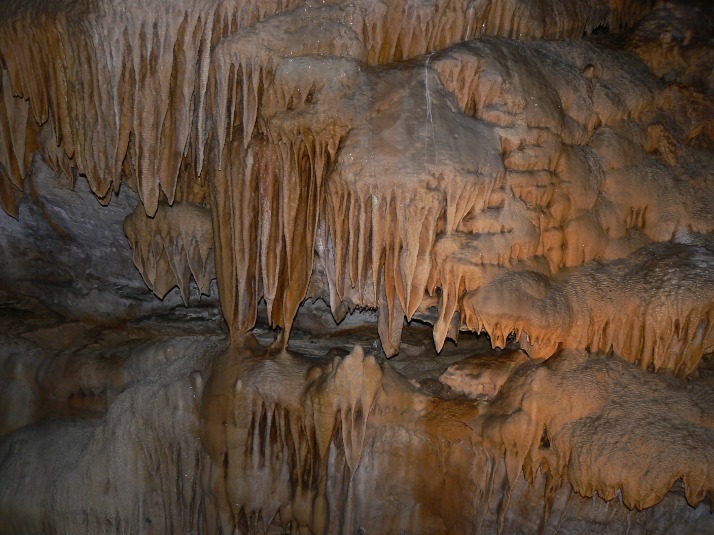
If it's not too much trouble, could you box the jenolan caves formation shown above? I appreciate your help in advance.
[0,0,713,533]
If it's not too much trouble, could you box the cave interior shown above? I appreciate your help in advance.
[1,0,714,533]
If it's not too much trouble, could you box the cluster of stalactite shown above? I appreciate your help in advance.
[0,0,651,216]
[1,1,714,532]
[463,239,714,375]
[123,202,215,304]
[2,0,713,376]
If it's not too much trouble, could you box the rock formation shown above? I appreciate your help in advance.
[0,0,713,533]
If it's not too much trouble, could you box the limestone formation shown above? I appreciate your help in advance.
[124,202,215,305]
[463,239,714,374]
[439,348,529,398]
[0,0,713,532]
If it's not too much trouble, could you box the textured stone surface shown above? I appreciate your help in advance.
[0,157,220,321]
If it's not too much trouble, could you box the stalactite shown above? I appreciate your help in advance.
[123,202,215,304]
[1,0,714,533]
[205,127,334,342]
[462,240,714,375]
[0,0,685,359]
[0,70,35,217]
[203,3,363,169]
[0,0,306,218]
[358,0,653,65]
[208,130,261,334]
[0,0,657,221]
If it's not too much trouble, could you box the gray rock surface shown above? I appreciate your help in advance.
[0,157,220,322]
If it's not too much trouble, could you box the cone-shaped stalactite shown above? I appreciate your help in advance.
[0,0,305,216]
[2,0,714,374]
[207,129,333,343]
[124,202,215,304]
[0,70,35,217]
